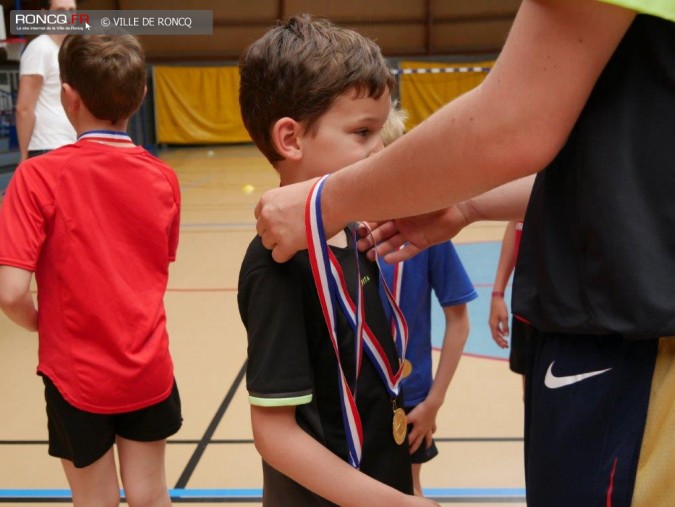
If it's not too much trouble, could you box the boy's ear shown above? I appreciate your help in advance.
[60,82,80,113]
[271,117,303,161]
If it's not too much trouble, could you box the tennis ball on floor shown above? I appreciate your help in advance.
[242,184,255,194]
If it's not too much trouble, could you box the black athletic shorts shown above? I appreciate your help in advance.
[42,375,182,468]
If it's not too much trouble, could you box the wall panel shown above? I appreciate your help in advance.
[432,20,513,54]
[432,0,521,18]
[286,0,426,22]
[68,0,515,60]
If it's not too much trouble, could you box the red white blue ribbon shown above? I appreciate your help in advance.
[360,223,409,367]
[305,175,363,468]
[78,130,134,144]
[305,175,409,467]
[328,249,405,395]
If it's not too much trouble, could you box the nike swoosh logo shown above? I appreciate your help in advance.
[544,361,612,389]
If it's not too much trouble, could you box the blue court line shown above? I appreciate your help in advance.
[0,488,525,500]
[170,488,261,498]
[0,489,71,498]
[424,488,525,498]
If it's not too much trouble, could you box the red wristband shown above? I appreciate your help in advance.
[491,291,505,298]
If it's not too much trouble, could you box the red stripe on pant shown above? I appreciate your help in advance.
[607,457,619,507]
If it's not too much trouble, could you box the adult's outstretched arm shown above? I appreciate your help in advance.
[358,175,534,263]
[255,0,636,263]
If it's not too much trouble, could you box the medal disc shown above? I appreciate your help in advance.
[401,359,413,379]
[392,407,407,445]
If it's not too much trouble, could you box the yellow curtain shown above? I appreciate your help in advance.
[153,66,251,144]
[399,60,494,130]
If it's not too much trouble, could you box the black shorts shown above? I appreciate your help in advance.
[405,406,439,465]
[43,375,182,468]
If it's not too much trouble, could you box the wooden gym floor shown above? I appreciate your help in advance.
[0,144,525,506]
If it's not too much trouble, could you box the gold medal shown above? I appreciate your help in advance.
[392,407,407,445]
[401,359,413,379]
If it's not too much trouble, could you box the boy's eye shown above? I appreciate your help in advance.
[355,128,370,138]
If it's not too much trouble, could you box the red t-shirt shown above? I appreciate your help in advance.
[0,140,181,414]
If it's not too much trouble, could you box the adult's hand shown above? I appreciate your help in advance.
[255,177,323,262]
[358,206,471,263]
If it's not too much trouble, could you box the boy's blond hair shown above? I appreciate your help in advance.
[239,14,396,164]
[380,103,408,147]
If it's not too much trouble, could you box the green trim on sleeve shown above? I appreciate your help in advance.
[598,0,675,22]
[248,394,313,407]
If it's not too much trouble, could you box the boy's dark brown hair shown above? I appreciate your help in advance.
[239,14,396,163]
[59,35,146,123]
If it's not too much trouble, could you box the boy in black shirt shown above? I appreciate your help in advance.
[238,14,438,507]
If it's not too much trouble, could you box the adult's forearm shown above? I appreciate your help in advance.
[253,0,634,265]
[321,89,531,228]
[320,0,634,229]
[458,176,533,225]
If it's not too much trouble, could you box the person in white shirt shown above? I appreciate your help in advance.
[15,0,77,162]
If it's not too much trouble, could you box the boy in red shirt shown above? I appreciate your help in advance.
[0,35,181,506]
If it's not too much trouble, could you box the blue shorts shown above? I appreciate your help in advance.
[524,330,657,507]
[43,375,182,468]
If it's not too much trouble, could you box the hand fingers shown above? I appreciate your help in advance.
[363,234,406,262]
[357,236,376,255]
[359,221,400,255]
[489,318,500,340]
[492,331,508,348]
[424,431,433,449]
[489,328,508,348]
[498,319,510,347]
[256,213,296,263]
[368,220,399,244]
[271,245,293,263]
[384,242,421,264]
[409,432,424,454]
[356,221,381,239]
[255,194,273,243]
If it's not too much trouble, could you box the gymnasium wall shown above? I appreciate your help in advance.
[2,0,513,146]
[141,1,506,144]
[76,0,519,61]
[152,61,494,145]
